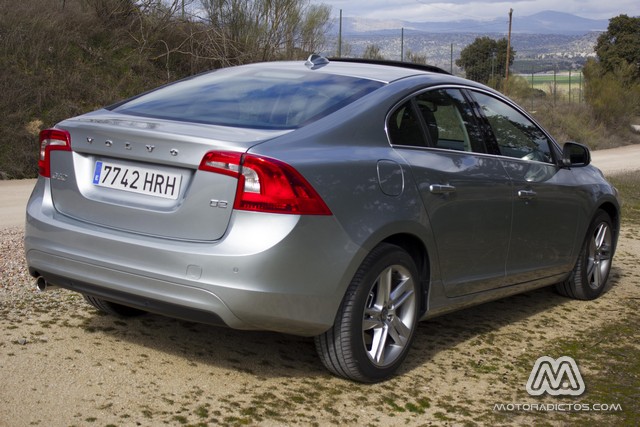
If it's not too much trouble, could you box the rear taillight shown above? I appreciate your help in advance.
[39,129,71,177]
[199,151,332,215]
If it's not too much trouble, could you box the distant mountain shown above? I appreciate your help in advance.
[338,10,609,36]
[327,32,600,73]
[512,11,609,34]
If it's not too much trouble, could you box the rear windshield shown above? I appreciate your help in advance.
[111,67,384,130]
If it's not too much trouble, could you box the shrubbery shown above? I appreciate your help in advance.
[1,3,637,179]
[1,0,161,178]
[0,0,329,178]
[583,59,640,129]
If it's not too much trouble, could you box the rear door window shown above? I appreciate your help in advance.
[387,88,486,154]
[386,101,428,148]
[415,89,486,153]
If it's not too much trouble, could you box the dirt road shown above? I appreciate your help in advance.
[0,179,34,230]
[1,226,638,426]
[590,144,640,174]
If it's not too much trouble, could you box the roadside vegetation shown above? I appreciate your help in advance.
[0,0,330,179]
[458,14,640,150]
[517,96,639,150]
[0,3,638,179]
[610,172,640,225]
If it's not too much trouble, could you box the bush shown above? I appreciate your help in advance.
[583,59,640,129]
[511,95,640,150]
[0,0,169,178]
[0,0,330,179]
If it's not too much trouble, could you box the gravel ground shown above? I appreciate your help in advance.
[1,226,638,426]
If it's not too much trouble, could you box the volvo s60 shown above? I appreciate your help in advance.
[25,56,620,382]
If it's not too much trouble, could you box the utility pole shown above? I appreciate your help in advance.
[491,52,496,81]
[401,28,404,62]
[338,9,342,57]
[569,69,572,103]
[505,8,513,95]
[450,43,453,74]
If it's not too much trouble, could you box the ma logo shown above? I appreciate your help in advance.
[526,356,585,396]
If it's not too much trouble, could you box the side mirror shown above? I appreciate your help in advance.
[562,142,591,167]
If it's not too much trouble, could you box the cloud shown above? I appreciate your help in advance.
[317,0,640,22]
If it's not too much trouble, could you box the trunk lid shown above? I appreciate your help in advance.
[49,110,287,241]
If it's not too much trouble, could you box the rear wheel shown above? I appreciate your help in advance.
[315,244,420,382]
[556,210,614,300]
[83,295,146,317]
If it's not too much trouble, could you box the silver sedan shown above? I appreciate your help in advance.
[26,56,620,382]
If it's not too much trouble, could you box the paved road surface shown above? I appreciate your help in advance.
[0,179,35,229]
[1,144,639,230]
[590,144,640,175]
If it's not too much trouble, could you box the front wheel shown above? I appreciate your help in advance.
[556,210,614,300]
[315,244,420,382]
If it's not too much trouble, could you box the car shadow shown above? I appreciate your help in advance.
[402,265,624,376]
[78,266,623,381]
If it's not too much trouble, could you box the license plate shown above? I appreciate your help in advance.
[92,161,182,200]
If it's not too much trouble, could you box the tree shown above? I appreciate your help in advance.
[583,15,640,128]
[336,40,353,58]
[363,44,384,60]
[583,58,640,127]
[595,14,640,81]
[87,0,137,22]
[201,0,331,63]
[405,49,427,65]
[456,36,515,86]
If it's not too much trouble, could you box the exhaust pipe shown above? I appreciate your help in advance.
[35,276,58,292]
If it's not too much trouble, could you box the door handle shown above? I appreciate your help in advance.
[518,189,537,200]
[429,184,456,194]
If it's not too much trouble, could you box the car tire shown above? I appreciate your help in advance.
[315,243,420,382]
[556,210,614,300]
[83,295,146,317]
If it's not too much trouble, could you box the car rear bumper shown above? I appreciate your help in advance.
[25,178,363,336]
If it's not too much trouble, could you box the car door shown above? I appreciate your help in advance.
[468,90,581,283]
[388,87,513,297]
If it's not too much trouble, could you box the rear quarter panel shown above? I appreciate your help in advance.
[248,81,444,310]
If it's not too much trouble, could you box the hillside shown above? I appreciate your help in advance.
[0,1,178,179]
[326,32,600,73]
[0,3,634,179]
[326,10,607,73]
[337,10,609,35]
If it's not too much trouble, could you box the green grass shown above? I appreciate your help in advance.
[541,310,640,426]
[526,74,582,84]
[516,72,585,102]
[518,72,583,87]
[608,172,640,225]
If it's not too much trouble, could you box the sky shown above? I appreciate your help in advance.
[314,0,640,22]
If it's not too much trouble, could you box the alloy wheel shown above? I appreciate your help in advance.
[362,264,417,367]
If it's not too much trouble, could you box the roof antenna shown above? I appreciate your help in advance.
[305,54,330,70]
